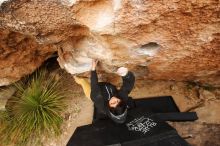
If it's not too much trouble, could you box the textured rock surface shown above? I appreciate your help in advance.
[0,29,57,85]
[0,0,220,86]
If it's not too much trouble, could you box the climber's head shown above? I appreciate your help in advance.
[109,96,121,108]
[108,96,127,124]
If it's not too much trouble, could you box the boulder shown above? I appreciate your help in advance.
[0,0,219,86]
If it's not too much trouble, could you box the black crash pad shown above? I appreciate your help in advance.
[134,96,180,113]
[67,96,197,146]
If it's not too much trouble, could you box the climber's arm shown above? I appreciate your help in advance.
[117,67,135,101]
[90,60,102,102]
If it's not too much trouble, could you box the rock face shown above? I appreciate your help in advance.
[0,0,219,86]
[0,29,56,85]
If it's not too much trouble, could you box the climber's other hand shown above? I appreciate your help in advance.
[116,67,128,76]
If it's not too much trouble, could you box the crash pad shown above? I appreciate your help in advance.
[67,96,196,146]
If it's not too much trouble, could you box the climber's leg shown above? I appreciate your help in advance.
[74,76,91,100]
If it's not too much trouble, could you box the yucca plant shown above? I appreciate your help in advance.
[1,69,67,145]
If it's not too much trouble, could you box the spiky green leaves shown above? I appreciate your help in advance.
[0,69,67,145]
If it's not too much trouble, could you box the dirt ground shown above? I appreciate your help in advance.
[44,70,220,146]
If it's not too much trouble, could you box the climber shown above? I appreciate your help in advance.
[74,59,135,124]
